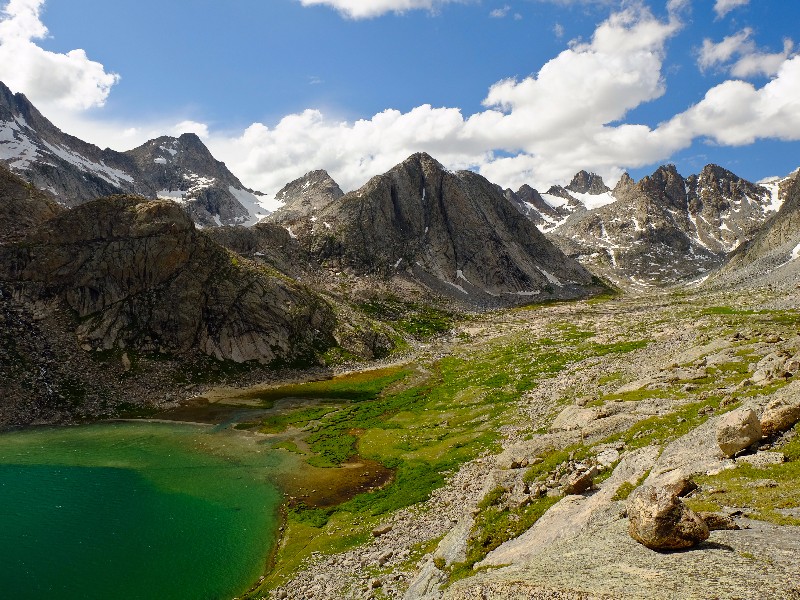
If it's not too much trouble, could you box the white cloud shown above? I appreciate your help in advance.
[490,5,510,18]
[0,0,119,110]
[9,0,800,200]
[698,29,753,71]
[171,120,210,139]
[698,29,795,78]
[297,0,459,19]
[205,5,685,193]
[663,56,800,146]
[553,22,565,38]
[714,0,748,19]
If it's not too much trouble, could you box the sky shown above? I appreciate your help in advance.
[1,0,799,195]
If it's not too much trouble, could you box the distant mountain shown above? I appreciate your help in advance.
[504,172,616,232]
[292,152,604,308]
[124,134,269,227]
[0,81,269,226]
[266,169,344,226]
[508,165,783,286]
[712,170,800,290]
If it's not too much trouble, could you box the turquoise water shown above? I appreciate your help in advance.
[0,422,290,600]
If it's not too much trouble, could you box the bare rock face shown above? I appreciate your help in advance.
[627,483,710,550]
[761,389,800,437]
[716,408,762,457]
[0,196,336,364]
[0,164,61,241]
[266,169,344,225]
[566,170,610,195]
[301,153,603,309]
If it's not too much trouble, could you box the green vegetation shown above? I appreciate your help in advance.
[357,297,458,340]
[447,493,560,583]
[686,424,800,526]
[247,318,652,595]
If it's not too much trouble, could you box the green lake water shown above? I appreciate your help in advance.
[0,422,290,600]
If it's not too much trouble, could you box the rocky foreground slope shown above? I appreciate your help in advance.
[266,287,800,600]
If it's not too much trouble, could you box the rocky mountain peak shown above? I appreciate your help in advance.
[302,153,602,308]
[268,169,344,225]
[639,164,687,211]
[567,170,610,195]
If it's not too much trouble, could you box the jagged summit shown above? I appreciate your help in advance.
[293,152,603,308]
[566,171,610,195]
[548,163,780,287]
[267,169,344,225]
[0,80,268,226]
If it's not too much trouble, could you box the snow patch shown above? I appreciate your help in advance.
[40,140,135,186]
[541,193,567,208]
[568,190,617,211]
[228,186,280,226]
[154,157,167,165]
[537,267,563,287]
[792,242,800,261]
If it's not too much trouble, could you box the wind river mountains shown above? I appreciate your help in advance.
[2,80,796,290]
[0,82,268,227]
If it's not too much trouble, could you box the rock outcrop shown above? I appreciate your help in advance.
[0,164,61,241]
[0,195,336,363]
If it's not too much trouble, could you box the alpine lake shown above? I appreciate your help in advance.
[0,368,400,600]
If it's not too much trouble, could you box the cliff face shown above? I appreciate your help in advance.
[300,153,602,308]
[0,196,337,364]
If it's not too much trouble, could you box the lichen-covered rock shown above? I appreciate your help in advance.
[0,196,337,364]
[627,483,710,550]
[761,393,800,437]
[716,408,762,458]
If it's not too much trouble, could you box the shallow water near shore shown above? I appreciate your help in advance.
[0,421,289,600]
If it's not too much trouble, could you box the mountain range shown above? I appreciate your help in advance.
[0,82,270,227]
[2,78,800,426]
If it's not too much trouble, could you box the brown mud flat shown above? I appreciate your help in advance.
[279,458,395,509]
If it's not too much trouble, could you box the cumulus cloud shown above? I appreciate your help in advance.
[0,0,119,110]
[206,5,686,193]
[662,56,800,146]
[699,29,795,78]
[490,5,510,18]
[714,0,748,19]
[297,0,459,19]
[10,0,800,199]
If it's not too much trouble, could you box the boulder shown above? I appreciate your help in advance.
[627,483,710,550]
[761,395,800,437]
[562,467,597,495]
[716,408,762,458]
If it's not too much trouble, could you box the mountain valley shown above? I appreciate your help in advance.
[1,83,800,600]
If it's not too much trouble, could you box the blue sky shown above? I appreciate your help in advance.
[1,0,799,194]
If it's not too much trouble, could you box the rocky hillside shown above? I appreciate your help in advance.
[0,195,336,363]
[295,153,604,308]
[0,164,61,241]
[266,169,344,226]
[0,81,267,226]
[547,164,779,286]
[710,171,800,292]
